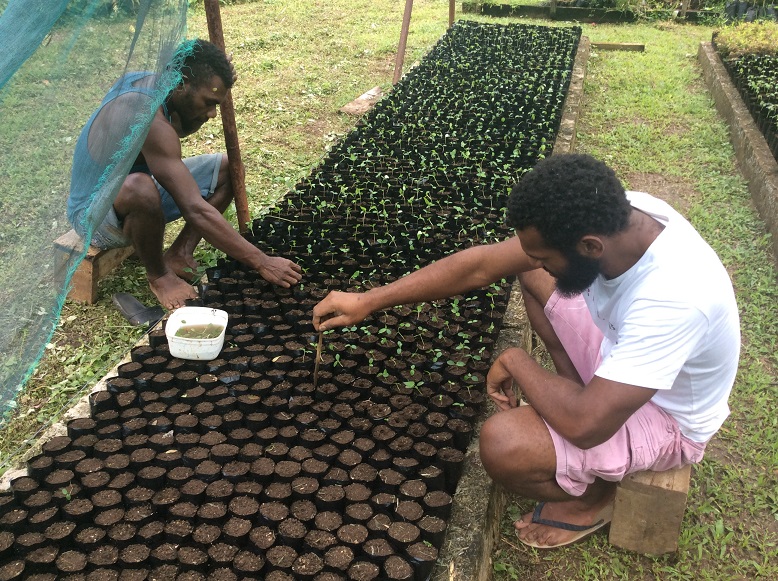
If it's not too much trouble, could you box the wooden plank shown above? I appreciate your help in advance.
[624,465,692,493]
[54,229,88,255]
[591,42,645,52]
[93,246,134,280]
[71,258,98,304]
[55,230,134,304]
[339,86,383,116]
[609,465,691,555]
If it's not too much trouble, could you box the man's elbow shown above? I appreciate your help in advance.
[559,424,613,450]
[183,202,215,227]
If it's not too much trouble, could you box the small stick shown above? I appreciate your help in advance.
[313,330,323,389]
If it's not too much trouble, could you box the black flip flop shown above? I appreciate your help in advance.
[112,292,165,327]
[516,502,613,549]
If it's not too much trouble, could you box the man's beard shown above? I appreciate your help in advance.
[554,252,601,297]
[180,112,206,136]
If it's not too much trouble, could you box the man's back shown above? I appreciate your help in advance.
[586,191,740,442]
[68,72,160,230]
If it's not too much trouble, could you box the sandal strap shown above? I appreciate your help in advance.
[531,502,605,532]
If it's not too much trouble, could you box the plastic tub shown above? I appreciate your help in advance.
[165,307,228,360]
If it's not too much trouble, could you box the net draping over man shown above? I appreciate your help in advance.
[0,0,192,411]
[68,39,302,311]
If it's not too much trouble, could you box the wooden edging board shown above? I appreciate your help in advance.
[592,42,645,52]
[698,41,778,263]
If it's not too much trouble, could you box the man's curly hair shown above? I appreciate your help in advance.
[181,39,234,90]
[506,154,631,252]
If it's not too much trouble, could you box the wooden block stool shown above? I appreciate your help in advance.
[54,229,134,304]
[609,464,692,555]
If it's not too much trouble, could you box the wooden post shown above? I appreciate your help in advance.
[679,0,691,19]
[203,0,250,234]
[393,0,414,85]
[449,0,455,26]
[550,0,557,17]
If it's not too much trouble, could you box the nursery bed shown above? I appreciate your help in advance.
[698,41,778,262]
[0,21,585,581]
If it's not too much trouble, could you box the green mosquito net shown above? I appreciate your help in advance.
[0,0,188,418]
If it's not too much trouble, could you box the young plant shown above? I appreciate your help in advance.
[403,379,424,392]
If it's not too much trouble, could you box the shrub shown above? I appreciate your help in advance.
[714,20,778,58]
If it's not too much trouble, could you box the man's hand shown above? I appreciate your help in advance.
[257,256,302,288]
[227,53,238,85]
[312,291,374,331]
[486,348,522,411]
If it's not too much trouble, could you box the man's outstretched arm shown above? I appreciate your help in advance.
[313,236,539,330]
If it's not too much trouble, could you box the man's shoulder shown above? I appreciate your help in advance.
[113,71,157,90]
[626,191,678,223]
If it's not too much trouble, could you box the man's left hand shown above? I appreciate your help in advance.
[486,348,522,411]
[227,53,238,85]
[258,255,302,288]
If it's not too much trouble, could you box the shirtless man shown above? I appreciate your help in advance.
[68,39,301,309]
[313,154,739,549]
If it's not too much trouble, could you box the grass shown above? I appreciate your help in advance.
[1,1,776,579]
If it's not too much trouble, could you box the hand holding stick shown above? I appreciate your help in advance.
[313,330,324,389]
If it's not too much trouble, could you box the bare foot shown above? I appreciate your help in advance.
[164,252,200,282]
[148,272,198,311]
[514,498,614,549]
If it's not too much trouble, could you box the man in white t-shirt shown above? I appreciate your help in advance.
[312,154,740,549]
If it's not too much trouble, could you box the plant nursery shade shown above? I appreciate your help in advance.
[0,19,582,579]
[0,0,188,418]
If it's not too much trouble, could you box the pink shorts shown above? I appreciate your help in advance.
[543,291,707,497]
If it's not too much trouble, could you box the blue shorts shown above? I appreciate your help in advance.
[90,153,222,249]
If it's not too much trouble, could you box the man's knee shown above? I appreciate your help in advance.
[116,173,162,215]
[480,413,512,475]
[480,407,556,482]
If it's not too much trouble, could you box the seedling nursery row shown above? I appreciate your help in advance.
[0,21,581,581]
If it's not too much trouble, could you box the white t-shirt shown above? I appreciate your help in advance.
[584,191,740,442]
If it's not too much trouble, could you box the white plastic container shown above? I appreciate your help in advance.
[165,306,228,360]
